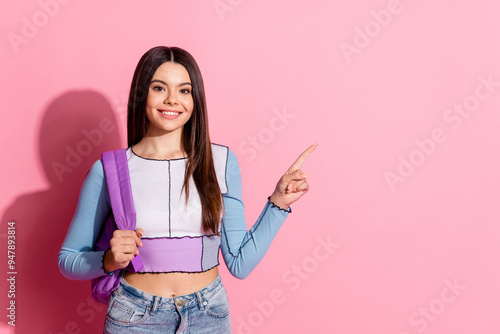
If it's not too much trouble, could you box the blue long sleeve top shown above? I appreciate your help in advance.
[58,145,289,280]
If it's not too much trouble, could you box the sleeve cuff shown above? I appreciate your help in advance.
[267,196,292,213]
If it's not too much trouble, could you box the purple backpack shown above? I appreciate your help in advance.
[91,149,144,304]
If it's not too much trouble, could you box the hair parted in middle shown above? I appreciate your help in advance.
[127,46,223,234]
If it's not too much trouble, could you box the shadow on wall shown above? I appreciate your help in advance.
[1,90,122,333]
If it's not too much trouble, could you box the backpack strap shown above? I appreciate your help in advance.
[102,149,144,272]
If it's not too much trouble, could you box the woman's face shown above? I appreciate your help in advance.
[145,61,194,137]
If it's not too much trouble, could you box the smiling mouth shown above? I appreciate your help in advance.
[160,110,181,116]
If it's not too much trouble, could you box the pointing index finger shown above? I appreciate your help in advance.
[287,143,318,173]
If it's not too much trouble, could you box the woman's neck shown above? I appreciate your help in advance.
[133,131,187,160]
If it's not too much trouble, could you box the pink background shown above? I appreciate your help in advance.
[1,0,500,333]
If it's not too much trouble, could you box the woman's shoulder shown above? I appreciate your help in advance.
[89,158,104,175]
[82,159,105,186]
[211,142,228,152]
[211,143,237,163]
[87,147,129,181]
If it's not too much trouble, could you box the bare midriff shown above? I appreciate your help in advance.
[123,267,219,297]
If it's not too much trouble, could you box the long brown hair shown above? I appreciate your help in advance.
[127,46,222,234]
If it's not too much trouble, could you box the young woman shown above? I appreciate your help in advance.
[58,46,316,333]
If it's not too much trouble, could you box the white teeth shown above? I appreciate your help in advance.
[161,111,180,116]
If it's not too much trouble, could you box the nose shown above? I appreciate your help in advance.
[164,89,178,105]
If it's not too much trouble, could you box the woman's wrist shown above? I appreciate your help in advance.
[102,249,117,274]
[268,194,289,211]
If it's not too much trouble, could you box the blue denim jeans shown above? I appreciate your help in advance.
[103,274,231,333]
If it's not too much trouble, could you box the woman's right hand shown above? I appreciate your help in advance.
[103,228,143,273]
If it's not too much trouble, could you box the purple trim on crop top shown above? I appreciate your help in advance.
[137,235,220,273]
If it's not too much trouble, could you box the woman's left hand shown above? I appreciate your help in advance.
[269,143,317,210]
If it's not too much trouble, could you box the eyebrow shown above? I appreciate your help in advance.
[150,79,192,87]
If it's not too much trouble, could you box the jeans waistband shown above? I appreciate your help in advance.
[117,274,222,312]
